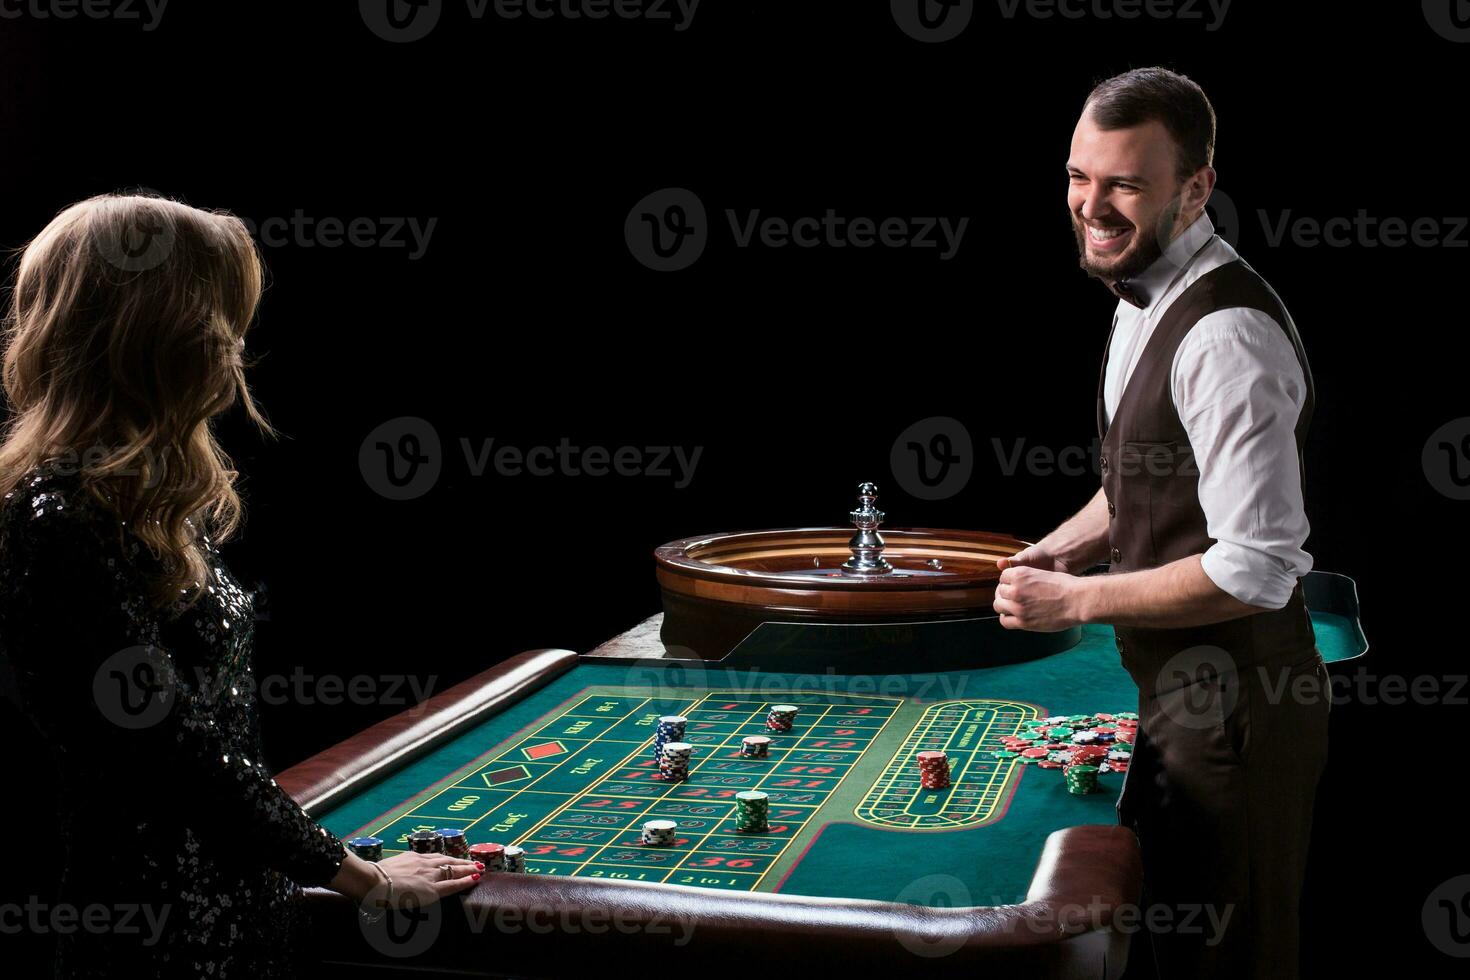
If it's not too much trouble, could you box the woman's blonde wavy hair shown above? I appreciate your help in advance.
[1,193,276,610]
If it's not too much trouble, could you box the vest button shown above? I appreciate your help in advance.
[1107,500,1116,518]
[1100,454,1110,473]
[1110,547,1122,564]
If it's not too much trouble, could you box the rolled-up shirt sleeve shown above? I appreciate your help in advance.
[1172,308,1314,608]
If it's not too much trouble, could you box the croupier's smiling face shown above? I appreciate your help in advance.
[1068,114,1193,283]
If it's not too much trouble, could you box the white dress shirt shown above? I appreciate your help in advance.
[1101,213,1313,609]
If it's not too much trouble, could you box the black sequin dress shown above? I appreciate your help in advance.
[0,463,346,978]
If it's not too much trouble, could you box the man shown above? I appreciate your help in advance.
[991,67,1330,979]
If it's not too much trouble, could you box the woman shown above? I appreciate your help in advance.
[0,194,481,977]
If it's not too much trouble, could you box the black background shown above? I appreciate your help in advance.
[2,1,1466,976]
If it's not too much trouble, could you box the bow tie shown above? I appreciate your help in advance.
[1109,279,1149,310]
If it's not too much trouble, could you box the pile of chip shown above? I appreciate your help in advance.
[916,750,951,789]
[470,842,506,870]
[993,712,1139,792]
[641,819,678,846]
[435,828,471,858]
[654,715,687,761]
[740,735,771,758]
[735,790,769,832]
[347,836,383,862]
[766,704,799,732]
[409,830,443,854]
[502,845,526,872]
[659,741,693,782]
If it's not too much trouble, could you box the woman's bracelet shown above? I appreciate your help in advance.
[358,862,394,924]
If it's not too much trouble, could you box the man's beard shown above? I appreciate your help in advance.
[1073,199,1180,283]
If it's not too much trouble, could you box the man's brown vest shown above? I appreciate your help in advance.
[1097,257,1318,685]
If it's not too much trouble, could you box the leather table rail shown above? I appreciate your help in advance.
[299,824,1140,977]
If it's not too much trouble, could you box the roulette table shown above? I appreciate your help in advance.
[283,487,1366,978]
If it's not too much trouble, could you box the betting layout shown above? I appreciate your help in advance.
[339,685,1134,893]
[855,700,1040,830]
[345,688,907,890]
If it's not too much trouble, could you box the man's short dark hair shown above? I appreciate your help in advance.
[1085,67,1216,181]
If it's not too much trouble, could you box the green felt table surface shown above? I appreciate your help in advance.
[317,614,1362,906]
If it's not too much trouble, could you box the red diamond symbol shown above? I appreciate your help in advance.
[522,741,568,761]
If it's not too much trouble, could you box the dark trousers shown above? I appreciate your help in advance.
[1117,651,1330,980]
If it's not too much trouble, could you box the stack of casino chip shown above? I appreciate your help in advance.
[734,790,769,832]
[409,830,443,854]
[469,842,506,871]
[502,845,526,872]
[1065,764,1101,795]
[653,715,687,761]
[740,735,771,758]
[917,751,951,789]
[435,828,471,858]
[765,704,799,732]
[659,741,694,782]
[347,836,383,862]
[641,819,678,846]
